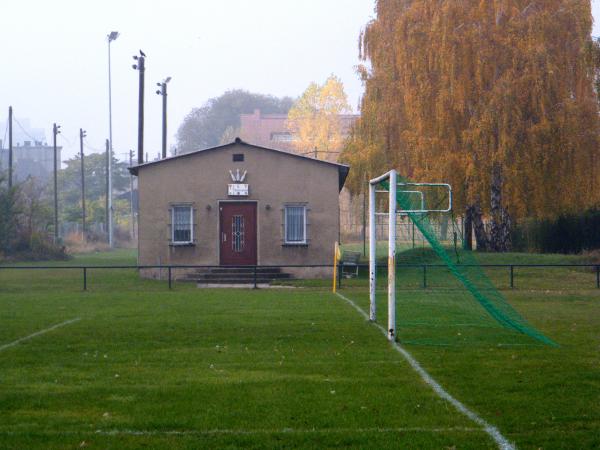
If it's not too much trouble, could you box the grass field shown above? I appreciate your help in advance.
[1,250,599,449]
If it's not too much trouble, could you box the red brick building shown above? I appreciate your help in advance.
[239,109,359,154]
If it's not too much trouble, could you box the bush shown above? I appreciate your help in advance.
[513,208,600,253]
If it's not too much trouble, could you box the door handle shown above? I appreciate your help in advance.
[222,232,227,243]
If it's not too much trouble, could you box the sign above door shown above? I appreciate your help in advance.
[228,168,249,196]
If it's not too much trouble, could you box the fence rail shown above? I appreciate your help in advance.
[1,263,599,290]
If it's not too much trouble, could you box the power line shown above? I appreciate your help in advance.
[83,140,106,153]
[58,133,73,146]
[12,117,38,142]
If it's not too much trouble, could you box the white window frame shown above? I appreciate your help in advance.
[171,204,194,245]
[284,204,307,245]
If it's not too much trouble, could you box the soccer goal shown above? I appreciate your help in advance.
[369,169,452,341]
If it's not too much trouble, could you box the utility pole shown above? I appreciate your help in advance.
[105,139,109,241]
[79,129,87,240]
[53,123,61,244]
[8,106,13,188]
[107,31,119,249]
[132,51,146,165]
[155,77,171,159]
[129,149,135,239]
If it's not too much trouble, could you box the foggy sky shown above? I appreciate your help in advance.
[2,0,599,163]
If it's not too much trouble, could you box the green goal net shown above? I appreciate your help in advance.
[339,171,557,347]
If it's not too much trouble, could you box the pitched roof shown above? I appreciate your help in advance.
[128,138,350,190]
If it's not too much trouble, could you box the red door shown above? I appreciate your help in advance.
[219,202,257,265]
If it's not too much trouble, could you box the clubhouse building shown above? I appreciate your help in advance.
[129,138,349,279]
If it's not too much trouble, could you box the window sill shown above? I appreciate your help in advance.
[282,243,309,247]
[169,242,196,247]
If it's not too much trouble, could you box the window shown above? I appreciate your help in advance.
[233,153,244,162]
[270,132,294,142]
[171,205,193,244]
[284,205,307,244]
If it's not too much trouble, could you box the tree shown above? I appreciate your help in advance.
[287,75,351,160]
[343,0,600,251]
[58,152,129,224]
[0,177,19,254]
[176,90,294,153]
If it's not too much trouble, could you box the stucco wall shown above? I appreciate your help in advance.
[136,143,342,271]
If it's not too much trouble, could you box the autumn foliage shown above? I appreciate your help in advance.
[343,0,600,224]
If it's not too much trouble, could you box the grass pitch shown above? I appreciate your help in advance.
[1,250,599,449]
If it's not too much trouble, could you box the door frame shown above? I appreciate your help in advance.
[217,200,259,266]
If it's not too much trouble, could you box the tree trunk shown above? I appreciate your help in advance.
[470,202,489,251]
[463,209,473,250]
[489,164,512,252]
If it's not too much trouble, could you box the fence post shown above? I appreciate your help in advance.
[83,267,87,291]
[510,265,514,289]
[596,266,599,289]
[168,267,172,290]
[422,265,427,289]
[253,265,258,289]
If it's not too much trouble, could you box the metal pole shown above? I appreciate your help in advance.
[387,170,397,341]
[168,267,172,290]
[369,181,377,321]
[83,267,87,291]
[510,265,514,289]
[253,265,258,289]
[162,82,167,158]
[79,129,86,240]
[105,139,109,240]
[596,266,599,289]
[135,55,146,165]
[8,106,12,188]
[422,265,427,289]
[53,123,59,244]
[107,35,116,248]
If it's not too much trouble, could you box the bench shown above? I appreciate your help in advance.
[341,251,361,278]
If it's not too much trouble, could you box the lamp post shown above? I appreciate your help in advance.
[132,51,146,165]
[156,77,171,159]
[107,30,119,248]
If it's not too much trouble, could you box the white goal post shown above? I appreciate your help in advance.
[369,170,452,341]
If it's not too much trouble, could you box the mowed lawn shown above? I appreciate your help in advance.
[0,250,599,449]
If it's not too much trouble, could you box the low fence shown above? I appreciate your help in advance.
[1,263,599,291]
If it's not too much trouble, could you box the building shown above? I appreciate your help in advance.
[239,109,359,152]
[129,138,349,279]
[0,140,61,183]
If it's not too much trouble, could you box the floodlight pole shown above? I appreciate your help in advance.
[369,180,377,322]
[132,53,146,165]
[107,31,119,248]
[387,170,397,341]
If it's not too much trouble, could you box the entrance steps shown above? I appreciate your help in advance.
[181,266,294,286]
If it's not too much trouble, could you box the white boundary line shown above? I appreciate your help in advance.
[0,426,482,437]
[93,426,481,436]
[335,292,516,450]
[0,318,81,353]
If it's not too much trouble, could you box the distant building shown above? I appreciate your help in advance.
[239,109,359,154]
[0,140,61,183]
